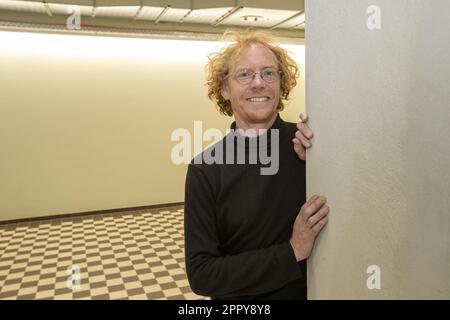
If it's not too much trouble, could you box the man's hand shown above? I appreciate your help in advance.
[289,194,329,261]
[292,112,314,160]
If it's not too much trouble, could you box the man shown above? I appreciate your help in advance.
[184,31,329,299]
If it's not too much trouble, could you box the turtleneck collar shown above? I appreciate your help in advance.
[230,113,284,133]
[228,113,286,152]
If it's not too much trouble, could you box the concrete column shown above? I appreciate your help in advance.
[306,0,450,299]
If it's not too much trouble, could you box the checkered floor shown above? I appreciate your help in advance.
[0,205,207,300]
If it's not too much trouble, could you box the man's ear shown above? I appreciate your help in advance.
[221,81,230,101]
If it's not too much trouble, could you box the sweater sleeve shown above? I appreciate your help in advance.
[184,164,304,299]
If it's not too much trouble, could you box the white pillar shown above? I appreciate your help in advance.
[306,0,450,299]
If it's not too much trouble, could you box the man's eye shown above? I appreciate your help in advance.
[263,69,276,76]
[237,71,252,78]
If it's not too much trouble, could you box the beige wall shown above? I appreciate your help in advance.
[0,30,304,221]
[306,0,450,299]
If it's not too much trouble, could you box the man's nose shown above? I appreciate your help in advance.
[250,73,266,88]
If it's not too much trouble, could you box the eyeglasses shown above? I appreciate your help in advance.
[226,68,282,84]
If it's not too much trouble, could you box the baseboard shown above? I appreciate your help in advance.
[0,202,184,225]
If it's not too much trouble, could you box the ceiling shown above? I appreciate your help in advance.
[0,0,305,41]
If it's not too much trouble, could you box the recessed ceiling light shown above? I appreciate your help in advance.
[240,15,264,22]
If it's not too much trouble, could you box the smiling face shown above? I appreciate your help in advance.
[221,43,281,131]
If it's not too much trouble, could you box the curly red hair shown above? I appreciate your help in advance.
[205,31,299,116]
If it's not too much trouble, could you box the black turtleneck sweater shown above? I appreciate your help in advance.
[184,114,306,300]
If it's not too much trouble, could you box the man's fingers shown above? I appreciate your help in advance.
[304,194,320,208]
[302,196,327,220]
[296,118,313,138]
[306,205,330,228]
[292,138,302,148]
[299,123,314,139]
[300,112,309,123]
[292,139,306,160]
[311,215,328,234]
[298,112,313,139]
[295,130,312,148]
[294,112,313,160]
